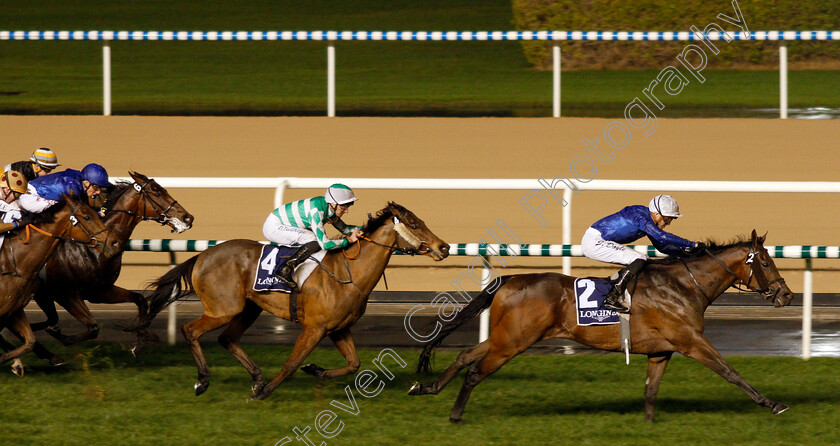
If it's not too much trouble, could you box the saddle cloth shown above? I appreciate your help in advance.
[574,277,621,326]
[252,244,326,292]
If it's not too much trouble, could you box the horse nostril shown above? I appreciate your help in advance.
[441,244,450,254]
[184,215,194,224]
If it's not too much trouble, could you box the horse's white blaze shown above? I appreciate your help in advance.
[393,220,422,249]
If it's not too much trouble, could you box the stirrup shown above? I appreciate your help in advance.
[602,295,629,313]
[275,266,298,289]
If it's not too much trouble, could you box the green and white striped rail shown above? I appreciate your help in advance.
[126,240,840,259]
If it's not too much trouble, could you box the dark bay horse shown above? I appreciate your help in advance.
[133,202,448,399]
[0,195,120,368]
[409,231,794,422]
[29,172,193,354]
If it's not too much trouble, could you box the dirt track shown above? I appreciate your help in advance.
[3,116,839,292]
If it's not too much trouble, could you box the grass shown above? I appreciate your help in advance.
[0,1,838,117]
[2,343,839,445]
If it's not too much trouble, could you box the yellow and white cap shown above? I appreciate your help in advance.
[30,147,59,169]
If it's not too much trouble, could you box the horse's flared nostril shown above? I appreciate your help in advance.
[184,215,194,224]
[440,244,450,254]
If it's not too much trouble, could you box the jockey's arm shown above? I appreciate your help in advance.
[310,210,349,250]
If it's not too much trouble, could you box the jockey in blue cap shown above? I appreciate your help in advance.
[19,163,113,213]
[581,194,705,313]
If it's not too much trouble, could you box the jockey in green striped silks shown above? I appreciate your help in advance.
[262,183,363,289]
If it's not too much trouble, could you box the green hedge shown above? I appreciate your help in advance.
[512,0,840,70]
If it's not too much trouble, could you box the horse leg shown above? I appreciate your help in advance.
[0,334,25,376]
[48,294,100,346]
[88,285,160,349]
[217,301,266,395]
[182,313,233,396]
[30,289,60,332]
[408,340,490,396]
[2,329,66,369]
[252,325,326,400]
[682,334,788,414]
[301,327,360,380]
[644,352,673,422]
[0,310,36,365]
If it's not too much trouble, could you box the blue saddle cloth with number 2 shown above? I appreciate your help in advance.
[253,245,297,292]
[574,277,620,326]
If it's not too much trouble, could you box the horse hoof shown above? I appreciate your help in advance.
[249,391,269,402]
[407,382,423,396]
[251,381,266,396]
[11,362,24,378]
[772,403,789,414]
[301,364,326,379]
[50,356,68,367]
[449,415,462,424]
[194,381,209,396]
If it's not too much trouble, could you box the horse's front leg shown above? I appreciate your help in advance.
[644,352,673,422]
[301,327,360,379]
[681,333,787,414]
[252,325,325,400]
[49,294,99,345]
[0,310,36,365]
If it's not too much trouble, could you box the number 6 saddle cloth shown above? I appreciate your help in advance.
[574,277,621,326]
[252,244,328,292]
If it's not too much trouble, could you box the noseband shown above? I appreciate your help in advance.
[358,209,433,256]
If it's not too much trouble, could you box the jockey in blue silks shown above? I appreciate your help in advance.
[20,163,113,213]
[581,194,704,313]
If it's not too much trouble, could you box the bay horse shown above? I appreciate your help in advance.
[27,172,193,357]
[0,195,120,368]
[132,202,448,399]
[409,230,794,422]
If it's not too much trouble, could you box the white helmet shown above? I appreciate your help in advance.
[649,194,683,218]
[325,183,358,205]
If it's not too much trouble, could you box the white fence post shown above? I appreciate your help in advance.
[327,45,336,117]
[167,252,178,345]
[479,254,491,342]
[553,45,561,118]
[802,258,812,360]
[103,41,111,116]
[779,45,788,119]
[562,187,572,275]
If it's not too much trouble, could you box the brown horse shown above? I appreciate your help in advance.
[0,195,120,367]
[133,202,448,399]
[28,172,193,355]
[409,230,794,422]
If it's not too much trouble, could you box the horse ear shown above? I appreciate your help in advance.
[750,229,758,247]
[759,231,768,244]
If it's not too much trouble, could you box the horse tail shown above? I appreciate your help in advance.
[129,255,199,332]
[416,275,513,374]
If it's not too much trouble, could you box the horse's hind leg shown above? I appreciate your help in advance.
[301,327,360,380]
[0,310,36,365]
[408,340,490,396]
[183,313,233,396]
[682,334,787,414]
[30,289,60,332]
[644,352,673,422]
[88,286,160,349]
[217,301,265,395]
[252,325,326,400]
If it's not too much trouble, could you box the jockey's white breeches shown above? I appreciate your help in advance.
[581,227,648,266]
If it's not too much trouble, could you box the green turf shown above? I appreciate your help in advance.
[2,343,838,445]
[0,1,838,116]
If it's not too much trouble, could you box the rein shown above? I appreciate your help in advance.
[681,247,784,303]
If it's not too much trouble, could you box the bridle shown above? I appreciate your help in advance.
[107,178,180,226]
[681,245,787,303]
[357,208,433,256]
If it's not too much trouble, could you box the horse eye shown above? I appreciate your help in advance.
[155,192,161,197]
[84,215,91,221]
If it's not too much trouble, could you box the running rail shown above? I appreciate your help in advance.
[5,30,836,117]
[128,239,833,359]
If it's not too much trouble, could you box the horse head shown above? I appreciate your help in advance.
[53,194,121,259]
[385,202,449,261]
[745,229,794,308]
[126,171,194,233]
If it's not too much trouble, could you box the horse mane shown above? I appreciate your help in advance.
[650,236,751,265]
[101,181,133,212]
[360,202,407,234]
[20,199,65,225]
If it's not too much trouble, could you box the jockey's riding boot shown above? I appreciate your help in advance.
[275,241,321,289]
[602,259,646,314]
